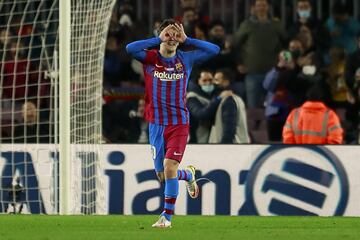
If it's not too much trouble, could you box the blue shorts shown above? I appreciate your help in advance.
[149,123,189,172]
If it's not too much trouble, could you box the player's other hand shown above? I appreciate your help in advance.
[173,23,187,43]
[159,24,175,42]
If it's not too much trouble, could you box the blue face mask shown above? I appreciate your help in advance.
[298,10,311,19]
[201,84,215,93]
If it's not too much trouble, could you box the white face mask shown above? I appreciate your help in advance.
[119,14,133,27]
[201,84,215,93]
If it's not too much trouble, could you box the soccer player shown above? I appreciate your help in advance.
[126,19,220,228]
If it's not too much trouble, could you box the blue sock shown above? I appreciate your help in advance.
[177,169,192,181]
[162,177,178,221]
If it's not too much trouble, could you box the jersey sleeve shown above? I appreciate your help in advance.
[126,37,161,62]
[182,37,220,65]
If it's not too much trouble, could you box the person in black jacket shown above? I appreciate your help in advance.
[210,68,249,143]
[287,0,330,59]
[187,69,232,143]
[345,34,360,94]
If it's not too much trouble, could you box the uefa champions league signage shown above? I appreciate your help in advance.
[0,145,358,216]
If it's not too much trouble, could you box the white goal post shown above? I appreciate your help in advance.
[0,0,116,214]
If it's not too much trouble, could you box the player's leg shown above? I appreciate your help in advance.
[164,124,199,198]
[149,123,165,182]
[152,157,178,228]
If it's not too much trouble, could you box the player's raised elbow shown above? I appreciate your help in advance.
[125,43,133,55]
[210,44,221,55]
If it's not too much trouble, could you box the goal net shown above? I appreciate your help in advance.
[0,0,116,214]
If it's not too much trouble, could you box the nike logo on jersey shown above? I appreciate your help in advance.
[173,152,182,156]
[155,64,163,68]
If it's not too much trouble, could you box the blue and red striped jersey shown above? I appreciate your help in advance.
[126,37,219,125]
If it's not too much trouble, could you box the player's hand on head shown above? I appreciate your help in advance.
[159,24,174,42]
[173,23,187,43]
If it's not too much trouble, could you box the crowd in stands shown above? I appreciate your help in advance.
[0,11,53,143]
[103,0,360,144]
[1,0,359,144]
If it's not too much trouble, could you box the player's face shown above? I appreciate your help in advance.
[162,28,179,51]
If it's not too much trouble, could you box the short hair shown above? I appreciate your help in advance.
[216,68,235,83]
[196,68,213,81]
[182,6,197,14]
[209,19,225,30]
[297,0,311,3]
[157,19,179,35]
[306,84,325,102]
[251,0,270,6]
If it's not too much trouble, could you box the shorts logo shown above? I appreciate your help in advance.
[174,152,182,156]
[151,146,156,160]
[239,146,349,216]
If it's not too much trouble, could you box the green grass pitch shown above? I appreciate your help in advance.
[0,215,360,240]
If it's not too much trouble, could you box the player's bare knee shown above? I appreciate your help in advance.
[164,158,179,178]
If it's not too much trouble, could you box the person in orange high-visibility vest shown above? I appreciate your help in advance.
[283,84,343,144]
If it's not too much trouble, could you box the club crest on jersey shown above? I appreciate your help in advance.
[175,63,183,71]
[154,71,184,81]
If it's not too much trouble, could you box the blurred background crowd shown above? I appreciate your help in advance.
[1,0,360,144]
[102,0,360,144]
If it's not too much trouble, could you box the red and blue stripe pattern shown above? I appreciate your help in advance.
[144,50,190,125]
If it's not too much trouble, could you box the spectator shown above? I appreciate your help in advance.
[325,46,349,107]
[325,1,360,54]
[180,0,198,8]
[263,50,302,142]
[210,68,250,143]
[345,34,360,92]
[345,69,360,144]
[102,99,143,143]
[2,41,39,101]
[104,34,122,87]
[194,21,208,40]
[288,0,330,56]
[295,25,325,68]
[204,20,237,71]
[283,85,343,144]
[115,0,145,83]
[14,101,52,143]
[129,99,148,143]
[108,10,122,37]
[234,0,286,108]
[175,0,210,26]
[0,29,12,49]
[187,70,227,143]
